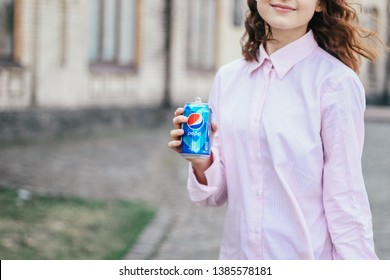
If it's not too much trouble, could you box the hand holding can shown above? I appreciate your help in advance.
[180,97,213,158]
[169,98,214,153]
[169,98,217,184]
[169,97,217,171]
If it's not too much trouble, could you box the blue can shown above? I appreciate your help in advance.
[181,97,212,158]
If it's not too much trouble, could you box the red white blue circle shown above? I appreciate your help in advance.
[187,113,204,130]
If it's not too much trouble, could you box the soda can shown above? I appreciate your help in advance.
[181,97,212,158]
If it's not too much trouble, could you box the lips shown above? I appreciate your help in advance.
[271,3,296,11]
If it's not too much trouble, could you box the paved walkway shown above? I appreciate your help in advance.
[0,106,389,260]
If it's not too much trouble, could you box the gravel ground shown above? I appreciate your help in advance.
[0,107,389,260]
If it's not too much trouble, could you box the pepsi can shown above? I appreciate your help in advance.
[181,97,212,158]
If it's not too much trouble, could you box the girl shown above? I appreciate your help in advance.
[169,0,384,259]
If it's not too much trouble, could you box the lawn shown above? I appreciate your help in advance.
[0,187,155,259]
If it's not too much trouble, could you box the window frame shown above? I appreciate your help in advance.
[186,0,217,72]
[233,0,245,27]
[88,0,139,73]
[0,0,17,66]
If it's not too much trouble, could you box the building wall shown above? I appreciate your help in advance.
[0,0,32,110]
[1,0,166,110]
[217,0,246,67]
[88,0,166,107]
[34,0,89,107]
[358,0,389,102]
[169,0,215,105]
[0,65,31,109]
[0,0,389,111]
[170,0,246,105]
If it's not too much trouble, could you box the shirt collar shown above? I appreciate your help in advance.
[247,30,318,79]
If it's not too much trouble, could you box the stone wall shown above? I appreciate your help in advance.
[0,105,168,145]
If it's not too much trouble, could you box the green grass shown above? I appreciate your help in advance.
[0,188,155,260]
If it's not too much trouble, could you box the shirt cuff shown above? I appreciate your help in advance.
[187,147,223,203]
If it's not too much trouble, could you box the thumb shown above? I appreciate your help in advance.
[212,122,218,133]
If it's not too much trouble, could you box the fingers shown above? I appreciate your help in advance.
[170,128,184,139]
[172,107,187,129]
[174,107,184,116]
[172,115,188,129]
[169,107,186,153]
[168,128,184,152]
[168,139,181,152]
[168,126,182,151]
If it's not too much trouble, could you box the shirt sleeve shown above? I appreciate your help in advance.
[320,74,378,260]
[186,71,228,207]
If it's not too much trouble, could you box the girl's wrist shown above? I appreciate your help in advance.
[191,151,213,170]
[191,159,211,173]
[189,153,214,185]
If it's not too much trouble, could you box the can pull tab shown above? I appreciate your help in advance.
[195,97,202,103]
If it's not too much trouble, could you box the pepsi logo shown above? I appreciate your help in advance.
[187,113,204,130]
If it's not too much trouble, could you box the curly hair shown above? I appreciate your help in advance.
[241,0,385,72]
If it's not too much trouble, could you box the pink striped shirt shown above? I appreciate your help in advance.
[187,31,377,260]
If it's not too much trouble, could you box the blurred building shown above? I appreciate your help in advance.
[0,0,389,112]
[359,0,390,104]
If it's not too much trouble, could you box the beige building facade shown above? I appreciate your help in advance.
[1,0,167,110]
[358,0,390,103]
[0,0,389,111]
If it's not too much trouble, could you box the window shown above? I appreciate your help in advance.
[0,0,14,63]
[187,0,216,71]
[233,0,245,27]
[89,0,137,71]
[361,6,379,90]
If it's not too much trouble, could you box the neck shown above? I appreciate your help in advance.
[266,28,308,55]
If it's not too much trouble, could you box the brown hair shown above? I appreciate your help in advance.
[241,0,386,72]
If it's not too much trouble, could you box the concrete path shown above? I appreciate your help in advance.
[0,106,389,260]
